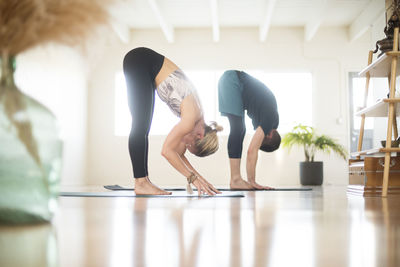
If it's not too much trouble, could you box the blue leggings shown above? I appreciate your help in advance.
[227,114,246,158]
[123,47,164,178]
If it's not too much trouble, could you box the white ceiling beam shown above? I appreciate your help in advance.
[110,20,131,44]
[259,0,277,42]
[107,2,132,44]
[348,0,384,42]
[304,15,323,42]
[304,0,328,42]
[210,0,220,42]
[148,0,174,43]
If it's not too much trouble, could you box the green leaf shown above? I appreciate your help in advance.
[282,124,348,161]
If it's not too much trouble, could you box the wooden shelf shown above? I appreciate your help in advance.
[351,28,400,197]
[351,147,400,158]
[359,52,400,77]
[355,98,400,117]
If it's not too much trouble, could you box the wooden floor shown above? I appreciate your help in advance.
[1,186,400,267]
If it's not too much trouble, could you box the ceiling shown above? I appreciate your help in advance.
[108,0,385,43]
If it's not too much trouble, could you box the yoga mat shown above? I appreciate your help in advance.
[104,185,312,192]
[60,191,244,198]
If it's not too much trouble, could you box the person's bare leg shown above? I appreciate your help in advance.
[134,177,172,195]
[229,158,254,189]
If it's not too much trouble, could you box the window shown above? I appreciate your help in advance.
[349,75,374,131]
[245,71,312,133]
[348,72,381,153]
[115,71,312,136]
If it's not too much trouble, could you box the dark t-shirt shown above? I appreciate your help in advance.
[238,71,279,135]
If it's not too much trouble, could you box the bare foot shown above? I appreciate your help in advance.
[230,177,254,190]
[135,177,172,195]
[249,181,274,190]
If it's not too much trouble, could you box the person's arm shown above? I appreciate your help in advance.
[161,118,195,178]
[246,126,264,183]
[161,98,218,195]
[180,154,221,194]
[246,126,273,189]
[181,155,221,195]
[162,94,200,176]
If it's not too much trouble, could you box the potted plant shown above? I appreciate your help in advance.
[281,124,347,185]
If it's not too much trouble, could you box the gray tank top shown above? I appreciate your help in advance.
[156,69,201,117]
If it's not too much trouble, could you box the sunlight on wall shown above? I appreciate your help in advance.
[15,46,88,185]
[115,71,312,136]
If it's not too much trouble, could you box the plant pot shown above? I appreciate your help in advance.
[0,54,62,224]
[299,161,323,185]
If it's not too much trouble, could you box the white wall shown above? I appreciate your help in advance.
[16,45,88,185]
[85,26,375,187]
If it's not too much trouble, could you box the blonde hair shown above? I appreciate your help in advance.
[193,122,223,157]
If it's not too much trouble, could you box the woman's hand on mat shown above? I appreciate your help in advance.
[248,181,274,190]
[193,177,221,196]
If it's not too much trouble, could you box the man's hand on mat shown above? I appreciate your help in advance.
[230,177,254,190]
[193,177,221,196]
[248,181,274,190]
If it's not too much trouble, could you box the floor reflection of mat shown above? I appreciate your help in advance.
[60,191,244,198]
[104,185,313,191]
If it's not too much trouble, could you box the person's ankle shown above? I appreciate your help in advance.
[135,177,148,186]
[230,176,243,183]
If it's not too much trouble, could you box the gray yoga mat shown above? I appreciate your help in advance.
[60,191,244,198]
[104,185,313,191]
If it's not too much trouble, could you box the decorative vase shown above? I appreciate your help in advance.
[299,161,323,186]
[0,54,62,224]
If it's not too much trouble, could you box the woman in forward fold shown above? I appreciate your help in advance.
[123,47,222,196]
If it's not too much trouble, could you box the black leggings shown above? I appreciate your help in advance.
[227,114,246,158]
[123,47,164,178]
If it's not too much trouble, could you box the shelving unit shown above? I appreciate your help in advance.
[351,148,400,158]
[349,27,400,197]
[355,98,400,117]
[358,51,400,77]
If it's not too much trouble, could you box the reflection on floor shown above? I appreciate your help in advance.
[1,186,399,267]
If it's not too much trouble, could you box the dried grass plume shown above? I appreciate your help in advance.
[0,0,113,55]
[0,0,113,176]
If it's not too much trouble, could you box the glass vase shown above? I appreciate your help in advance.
[0,53,62,224]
